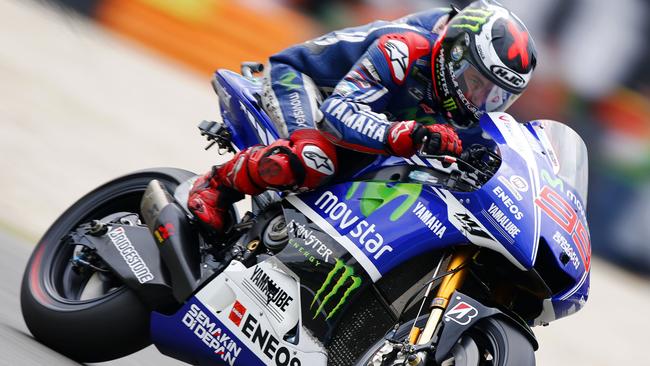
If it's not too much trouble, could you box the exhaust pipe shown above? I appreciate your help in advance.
[141,180,201,302]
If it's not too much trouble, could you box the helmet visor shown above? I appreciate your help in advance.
[452,60,520,114]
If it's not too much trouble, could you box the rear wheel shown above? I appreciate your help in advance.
[357,317,535,366]
[20,168,195,362]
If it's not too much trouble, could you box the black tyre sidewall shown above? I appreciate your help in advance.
[472,317,536,366]
[354,316,535,366]
[20,168,195,362]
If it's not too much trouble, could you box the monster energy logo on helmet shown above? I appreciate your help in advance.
[311,259,362,320]
[450,8,494,33]
[442,98,458,111]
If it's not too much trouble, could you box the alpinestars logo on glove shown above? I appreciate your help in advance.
[389,121,413,145]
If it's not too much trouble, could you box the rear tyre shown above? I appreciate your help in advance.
[20,168,195,362]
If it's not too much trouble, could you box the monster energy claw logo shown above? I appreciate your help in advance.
[311,259,362,320]
[443,97,457,111]
[278,71,302,91]
[451,9,494,33]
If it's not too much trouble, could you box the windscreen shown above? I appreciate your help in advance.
[533,120,589,204]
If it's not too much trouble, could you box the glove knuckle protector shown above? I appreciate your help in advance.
[386,120,419,157]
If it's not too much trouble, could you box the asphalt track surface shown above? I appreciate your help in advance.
[1,1,649,365]
[0,230,183,366]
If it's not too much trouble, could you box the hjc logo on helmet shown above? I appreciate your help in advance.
[491,65,525,88]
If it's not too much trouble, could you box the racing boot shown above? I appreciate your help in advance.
[188,129,338,233]
[187,166,245,232]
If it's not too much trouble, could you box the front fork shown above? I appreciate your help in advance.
[410,246,476,346]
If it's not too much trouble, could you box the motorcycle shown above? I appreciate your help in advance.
[21,63,591,365]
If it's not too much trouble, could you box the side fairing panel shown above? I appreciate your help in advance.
[476,113,546,269]
[533,167,591,324]
[483,115,591,318]
[274,205,394,352]
[287,182,471,279]
[151,259,328,366]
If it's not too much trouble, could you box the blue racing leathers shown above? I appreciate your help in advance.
[260,8,455,154]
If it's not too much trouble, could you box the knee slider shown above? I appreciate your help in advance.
[248,140,304,191]
[245,130,338,192]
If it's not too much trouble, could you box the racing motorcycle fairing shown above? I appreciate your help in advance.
[277,112,582,272]
[477,114,591,323]
[216,69,592,321]
[146,70,592,365]
[214,70,278,150]
[525,120,591,325]
[151,258,327,366]
[150,205,444,366]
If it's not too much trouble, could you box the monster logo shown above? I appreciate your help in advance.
[311,259,362,321]
[346,182,422,222]
[442,97,458,111]
[450,9,494,33]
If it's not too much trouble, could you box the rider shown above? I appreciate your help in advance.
[188,0,537,232]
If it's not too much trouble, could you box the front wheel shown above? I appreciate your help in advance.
[20,168,195,362]
[357,317,535,366]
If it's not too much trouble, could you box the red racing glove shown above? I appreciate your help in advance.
[387,121,463,157]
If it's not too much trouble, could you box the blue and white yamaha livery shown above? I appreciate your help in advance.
[22,64,591,366]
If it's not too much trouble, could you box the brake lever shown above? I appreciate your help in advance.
[417,148,484,176]
[417,141,460,168]
[418,137,458,161]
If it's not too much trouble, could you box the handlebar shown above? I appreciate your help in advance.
[417,143,501,184]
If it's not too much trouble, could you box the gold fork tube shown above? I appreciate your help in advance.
[416,247,475,345]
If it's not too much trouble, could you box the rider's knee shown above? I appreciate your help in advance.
[253,130,338,191]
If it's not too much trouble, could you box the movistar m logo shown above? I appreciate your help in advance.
[278,71,302,91]
[451,9,494,33]
[346,182,422,221]
[311,259,362,320]
[541,169,564,191]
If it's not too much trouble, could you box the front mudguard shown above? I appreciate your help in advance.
[434,290,538,364]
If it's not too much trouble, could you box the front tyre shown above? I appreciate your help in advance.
[357,317,535,366]
[445,318,536,366]
[20,168,195,362]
